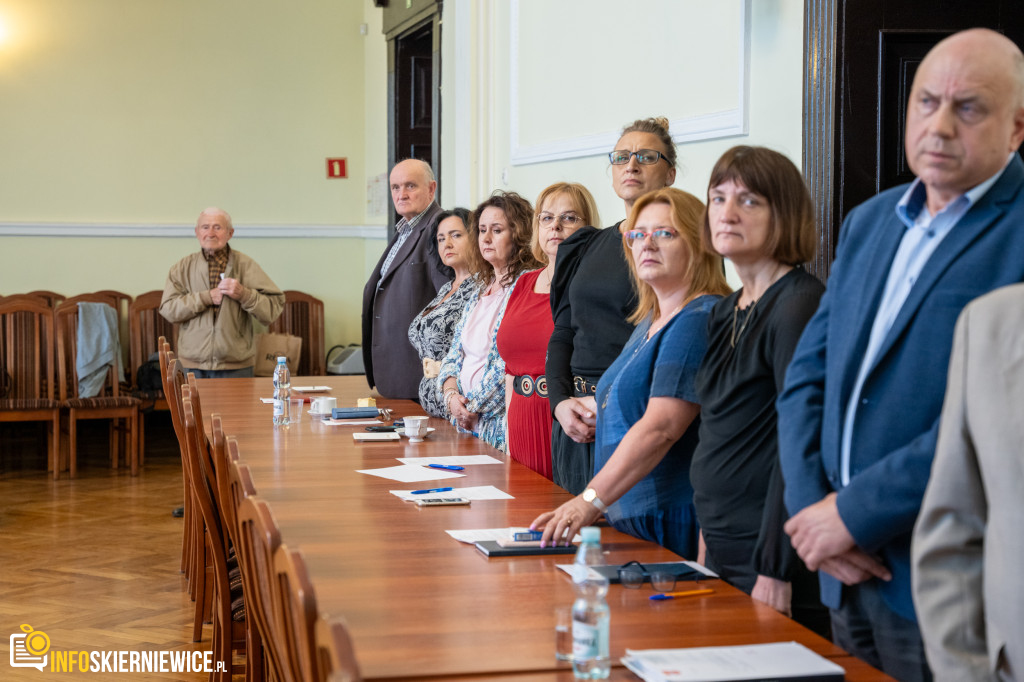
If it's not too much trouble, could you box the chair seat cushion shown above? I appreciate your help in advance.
[65,396,142,409]
[0,398,60,410]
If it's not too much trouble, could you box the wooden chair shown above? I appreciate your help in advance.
[160,340,193,577]
[269,291,326,376]
[273,546,319,682]
[94,289,132,374]
[130,290,178,406]
[127,290,177,464]
[182,395,248,680]
[235,487,289,682]
[314,615,362,682]
[0,298,61,476]
[54,293,140,477]
[171,372,208,642]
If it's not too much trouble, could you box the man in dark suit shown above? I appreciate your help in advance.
[777,28,1024,681]
[362,159,448,399]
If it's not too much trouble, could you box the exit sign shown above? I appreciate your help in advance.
[326,158,347,178]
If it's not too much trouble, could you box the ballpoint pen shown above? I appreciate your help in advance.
[427,464,465,471]
[649,588,714,601]
[410,487,454,495]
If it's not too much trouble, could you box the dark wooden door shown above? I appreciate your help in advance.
[803,1,1024,279]
[394,23,434,166]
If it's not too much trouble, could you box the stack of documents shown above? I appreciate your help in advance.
[621,642,844,682]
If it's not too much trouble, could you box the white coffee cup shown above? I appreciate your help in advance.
[311,396,337,414]
[404,415,428,441]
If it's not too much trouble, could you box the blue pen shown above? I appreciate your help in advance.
[410,487,454,495]
[427,463,465,471]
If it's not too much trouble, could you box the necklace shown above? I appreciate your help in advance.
[635,302,685,355]
[730,298,759,348]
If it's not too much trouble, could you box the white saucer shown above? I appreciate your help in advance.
[396,427,435,438]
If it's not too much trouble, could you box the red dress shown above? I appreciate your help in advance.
[496,269,554,479]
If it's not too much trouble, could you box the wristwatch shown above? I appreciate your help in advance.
[582,488,608,514]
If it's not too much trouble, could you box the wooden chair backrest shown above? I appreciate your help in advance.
[185,393,233,606]
[25,290,65,308]
[54,293,122,401]
[315,615,362,682]
[130,290,178,387]
[164,355,187,449]
[269,290,326,376]
[273,545,320,682]
[0,298,56,401]
[235,490,288,682]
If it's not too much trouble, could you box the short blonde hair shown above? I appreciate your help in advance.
[623,188,731,324]
[530,183,601,263]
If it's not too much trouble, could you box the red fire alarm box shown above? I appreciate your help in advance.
[326,158,347,178]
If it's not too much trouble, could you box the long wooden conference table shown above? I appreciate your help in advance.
[196,376,893,681]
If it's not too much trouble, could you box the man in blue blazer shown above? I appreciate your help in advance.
[778,28,1024,681]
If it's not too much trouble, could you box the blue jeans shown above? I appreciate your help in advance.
[609,504,698,560]
[184,367,254,379]
[831,580,932,682]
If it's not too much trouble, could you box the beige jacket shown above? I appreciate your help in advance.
[912,284,1024,682]
[160,249,284,370]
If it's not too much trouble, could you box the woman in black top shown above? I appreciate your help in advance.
[546,116,678,495]
[691,146,829,636]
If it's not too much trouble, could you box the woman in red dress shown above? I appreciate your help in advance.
[496,183,600,479]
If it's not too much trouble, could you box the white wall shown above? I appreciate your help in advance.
[439,0,806,287]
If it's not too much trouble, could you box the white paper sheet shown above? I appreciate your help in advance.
[322,419,383,426]
[445,527,581,544]
[555,560,718,580]
[621,641,844,682]
[390,485,513,501]
[395,455,503,466]
[357,464,465,483]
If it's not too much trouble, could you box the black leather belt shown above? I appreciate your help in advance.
[573,375,598,396]
[513,375,547,398]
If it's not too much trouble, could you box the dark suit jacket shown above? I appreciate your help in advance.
[361,202,448,400]
[778,155,1024,622]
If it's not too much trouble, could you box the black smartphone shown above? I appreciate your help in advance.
[365,425,400,432]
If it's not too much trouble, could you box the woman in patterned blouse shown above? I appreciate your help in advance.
[438,191,540,452]
[407,207,477,417]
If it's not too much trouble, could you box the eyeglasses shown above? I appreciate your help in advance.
[538,213,585,228]
[617,561,679,592]
[623,228,678,248]
[608,149,670,166]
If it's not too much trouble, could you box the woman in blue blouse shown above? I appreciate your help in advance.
[531,188,731,558]
[438,191,539,451]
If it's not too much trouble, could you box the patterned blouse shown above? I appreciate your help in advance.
[437,277,516,452]
[407,277,478,417]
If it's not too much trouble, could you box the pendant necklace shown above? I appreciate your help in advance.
[730,298,759,348]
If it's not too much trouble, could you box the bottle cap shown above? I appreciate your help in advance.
[580,526,600,543]
[277,356,287,363]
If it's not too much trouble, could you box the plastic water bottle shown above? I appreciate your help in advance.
[272,356,291,426]
[571,526,610,679]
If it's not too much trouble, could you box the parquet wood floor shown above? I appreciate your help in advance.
[0,415,234,681]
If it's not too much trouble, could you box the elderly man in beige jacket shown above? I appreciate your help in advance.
[160,207,284,378]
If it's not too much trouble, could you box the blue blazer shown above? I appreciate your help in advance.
[778,155,1024,621]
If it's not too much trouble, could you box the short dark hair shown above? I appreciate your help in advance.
[428,207,472,279]
[468,191,540,288]
[702,146,817,265]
